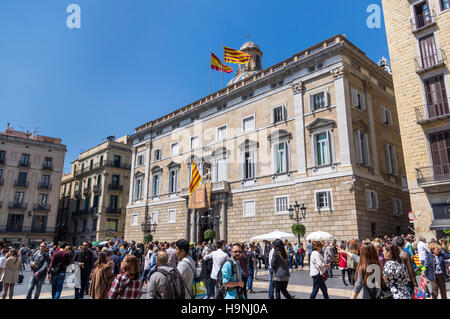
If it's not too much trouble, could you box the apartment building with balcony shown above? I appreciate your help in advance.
[56,136,132,246]
[124,35,411,244]
[0,126,66,247]
[382,0,449,240]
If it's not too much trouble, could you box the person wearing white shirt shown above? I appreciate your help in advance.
[417,236,431,265]
[309,241,330,299]
[203,240,228,298]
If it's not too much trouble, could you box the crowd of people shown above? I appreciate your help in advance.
[0,234,448,300]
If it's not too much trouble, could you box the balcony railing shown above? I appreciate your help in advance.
[89,207,99,215]
[25,226,56,234]
[0,225,23,233]
[74,160,131,176]
[33,204,51,211]
[106,207,122,215]
[42,163,53,170]
[108,184,123,191]
[92,185,102,194]
[416,163,450,186]
[415,98,450,123]
[411,10,436,32]
[83,187,91,195]
[9,202,27,210]
[14,180,29,188]
[38,183,52,190]
[415,49,447,72]
[18,160,30,168]
[74,190,82,198]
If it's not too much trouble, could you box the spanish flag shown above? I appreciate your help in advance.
[211,52,233,73]
[189,161,202,197]
[224,46,250,64]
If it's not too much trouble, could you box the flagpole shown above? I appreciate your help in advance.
[209,50,212,95]
[221,41,224,89]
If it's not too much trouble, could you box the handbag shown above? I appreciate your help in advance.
[18,271,24,284]
[50,263,63,276]
[367,286,393,299]
[312,258,329,282]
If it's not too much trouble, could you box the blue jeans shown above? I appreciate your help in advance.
[247,269,254,291]
[288,255,293,269]
[310,274,329,299]
[26,275,45,299]
[51,272,66,299]
[264,257,269,269]
[299,254,304,267]
[268,268,274,299]
[206,278,216,299]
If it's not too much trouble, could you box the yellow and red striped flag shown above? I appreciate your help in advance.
[189,161,202,196]
[211,52,233,73]
[224,46,250,64]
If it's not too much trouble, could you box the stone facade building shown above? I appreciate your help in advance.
[56,136,131,245]
[124,35,411,244]
[0,126,66,247]
[382,0,449,240]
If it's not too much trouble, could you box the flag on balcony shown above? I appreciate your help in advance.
[189,161,202,197]
[211,52,233,73]
[224,46,250,64]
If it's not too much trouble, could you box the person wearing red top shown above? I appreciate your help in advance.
[108,255,142,299]
[338,243,350,286]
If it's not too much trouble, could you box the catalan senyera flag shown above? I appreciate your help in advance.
[211,52,232,73]
[224,46,250,64]
[189,161,202,197]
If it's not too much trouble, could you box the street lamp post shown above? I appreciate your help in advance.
[141,215,157,241]
[288,201,307,246]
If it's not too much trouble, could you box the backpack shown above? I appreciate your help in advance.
[156,267,185,299]
[215,258,238,299]
[181,260,207,299]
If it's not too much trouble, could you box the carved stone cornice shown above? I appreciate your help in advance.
[330,65,345,80]
[291,81,304,95]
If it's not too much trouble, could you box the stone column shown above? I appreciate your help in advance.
[128,148,137,204]
[143,142,151,200]
[365,87,380,174]
[292,81,307,174]
[185,207,191,242]
[213,204,219,241]
[219,201,227,242]
[332,65,353,166]
[190,209,196,243]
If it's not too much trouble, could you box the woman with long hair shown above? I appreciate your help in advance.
[89,252,115,299]
[108,255,142,299]
[382,243,410,299]
[0,249,21,299]
[309,241,330,299]
[271,239,295,299]
[338,244,387,299]
[346,240,359,287]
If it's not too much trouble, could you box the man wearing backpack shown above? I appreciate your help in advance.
[147,250,185,299]
[203,240,228,299]
[176,239,196,299]
[218,243,244,299]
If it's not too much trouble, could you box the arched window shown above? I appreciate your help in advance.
[255,55,261,70]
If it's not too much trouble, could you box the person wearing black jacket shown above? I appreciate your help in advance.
[73,242,94,299]
[271,239,295,299]
[199,255,213,298]
[26,242,50,299]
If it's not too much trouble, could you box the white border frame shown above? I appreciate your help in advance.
[243,199,256,218]
[168,209,176,223]
[314,188,333,212]
[216,124,228,141]
[274,195,290,215]
[242,114,256,133]
[131,213,139,226]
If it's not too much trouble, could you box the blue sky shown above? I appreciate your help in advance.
[0,0,388,173]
